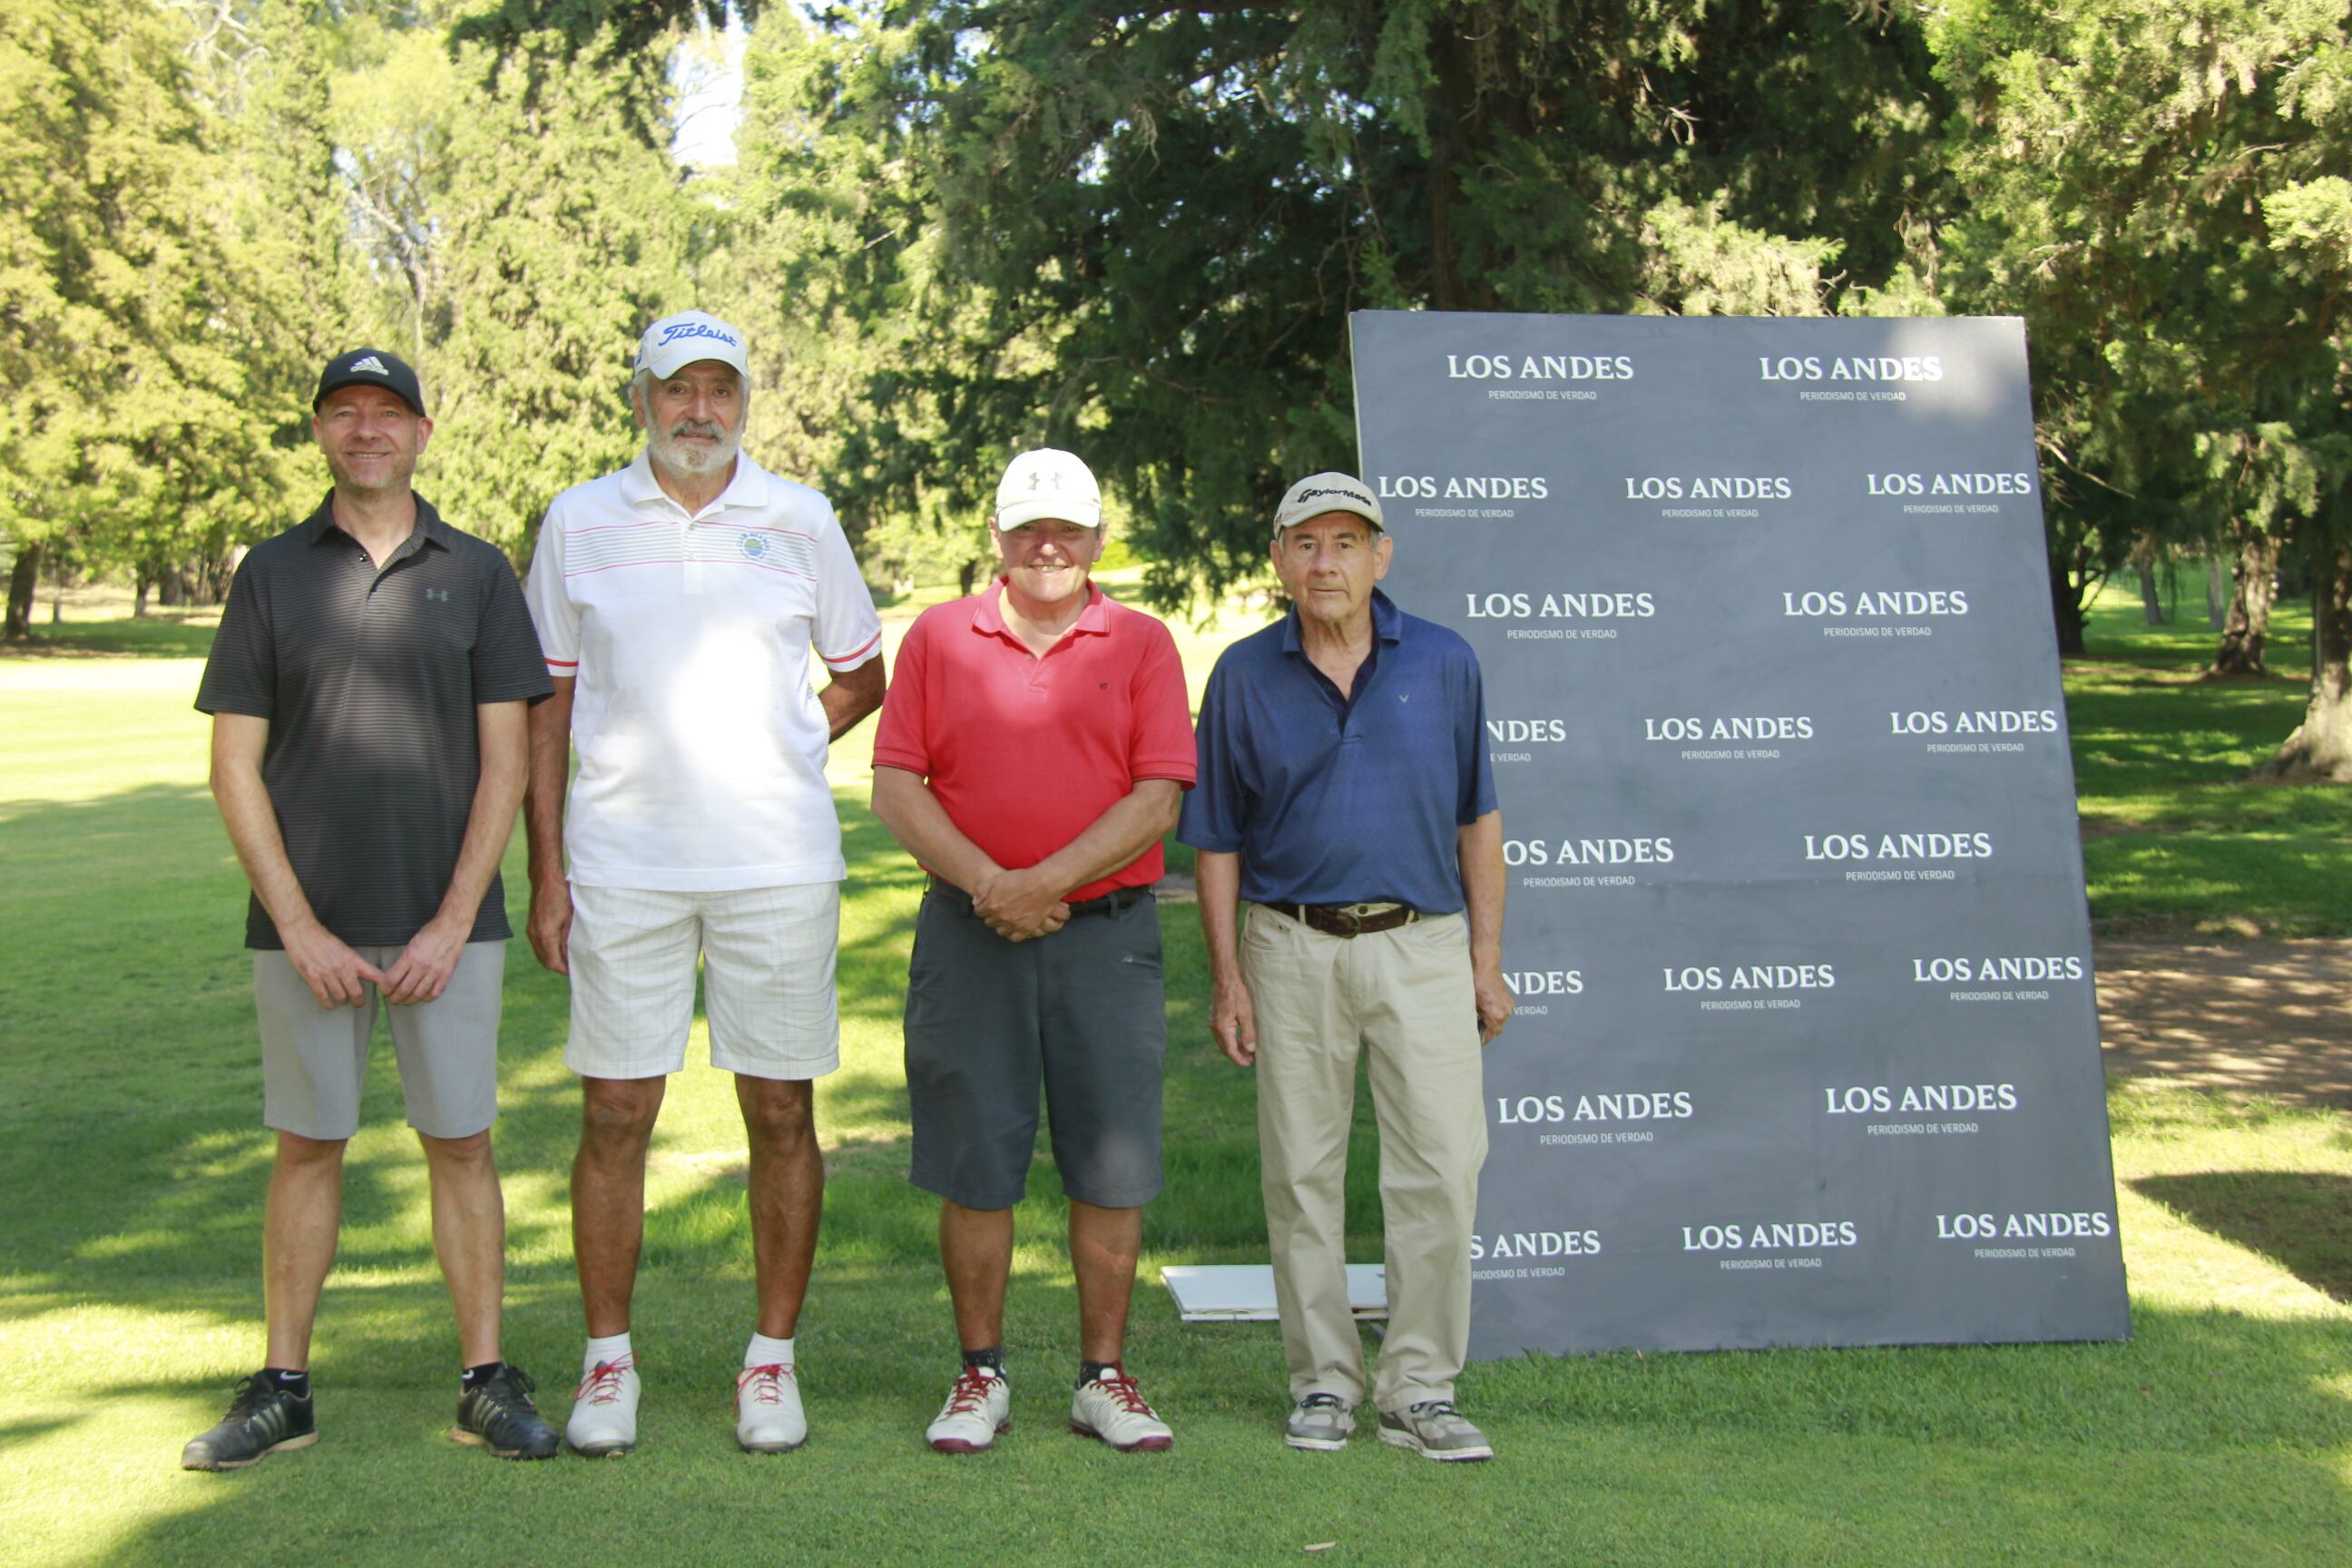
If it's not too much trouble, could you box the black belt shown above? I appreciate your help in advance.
[926,878,1153,920]
[1263,901,1422,938]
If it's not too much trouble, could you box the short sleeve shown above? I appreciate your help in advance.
[522,505,579,677]
[812,503,884,671]
[1175,654,1247,851]
[1454,644,1498,824]
[472,554,555,705]
[1127,618,1196,786]
[194,554,277,718]
[870,612,932,776]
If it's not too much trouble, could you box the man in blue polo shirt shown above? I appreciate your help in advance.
[1179,472,1513,1463]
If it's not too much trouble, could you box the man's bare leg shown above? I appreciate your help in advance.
[262,1132,347,1369]
[1070,1200,1142,1364]
[418,1128,504,1367]
[940,1200,1015,1350]
[736,1075,822,1338]
[573,1076,666,1336]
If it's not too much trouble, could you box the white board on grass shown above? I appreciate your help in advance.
[1161,1264,1387,1322]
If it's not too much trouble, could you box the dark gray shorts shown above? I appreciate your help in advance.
[904,885,1166,1210]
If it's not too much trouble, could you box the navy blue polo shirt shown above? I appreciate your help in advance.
[1179,589,1497,912]
[196,494,552,949]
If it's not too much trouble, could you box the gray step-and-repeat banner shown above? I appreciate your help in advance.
[1348,311,2130,1354]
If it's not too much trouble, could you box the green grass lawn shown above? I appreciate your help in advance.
[2,591,2347,1565]
[2071,581,2352,937]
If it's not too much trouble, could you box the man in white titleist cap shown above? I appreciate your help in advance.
[522,309,887,1457]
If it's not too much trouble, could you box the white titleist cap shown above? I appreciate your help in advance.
[1273,471,1384,535]
[995,448,1102,530]
[635,310,750,381]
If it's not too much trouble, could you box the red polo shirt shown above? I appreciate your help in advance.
[873,580,1196,900]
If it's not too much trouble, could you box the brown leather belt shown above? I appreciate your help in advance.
[1264,901,1421,938]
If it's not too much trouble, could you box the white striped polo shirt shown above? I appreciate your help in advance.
[524,451,884,892]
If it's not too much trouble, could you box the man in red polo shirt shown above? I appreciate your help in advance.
[870,447,1195,1455]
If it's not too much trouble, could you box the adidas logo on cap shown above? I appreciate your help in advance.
[348,354,387,376]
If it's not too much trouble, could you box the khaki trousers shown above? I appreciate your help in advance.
[1240,905,1487,1412]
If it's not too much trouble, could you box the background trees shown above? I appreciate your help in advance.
[7,0,2352,779]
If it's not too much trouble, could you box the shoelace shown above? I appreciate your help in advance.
[737,1363,793,1406]
[225,1374,279,1420]
[475,1367,536,1413]
[941,1367,1000,1416]
[1298,1393,1346,1413]
[1090,1372,1157,1416]
[1408,1399,1462,1422]
[573,1353,637,1405]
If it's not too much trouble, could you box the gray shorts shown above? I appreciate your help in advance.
[254,941,505,1141]
[904,885,1166,1210]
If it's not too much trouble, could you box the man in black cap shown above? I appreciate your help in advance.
[181,348,561,1468]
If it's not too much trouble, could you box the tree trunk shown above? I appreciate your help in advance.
[2206,553,2229,629]
[134,575,151,618]
[2136,562,2163,625]
[2258,535,2352,780]
[4,542,38,641]
[2211,527,2277,675]
[2048,554,2086,656]
[957,558,981,597]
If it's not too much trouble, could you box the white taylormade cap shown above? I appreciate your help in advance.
[1273,471,1385,535]
[635,309,750,381]
[995,448,1102,530]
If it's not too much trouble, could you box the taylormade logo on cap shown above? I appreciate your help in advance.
[1274,471,1385,534]
[636,309,750,381]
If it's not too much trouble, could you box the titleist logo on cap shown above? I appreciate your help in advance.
[658,320,740,348]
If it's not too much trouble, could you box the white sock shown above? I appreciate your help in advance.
[745,1332,795,1369]
[583,1331,634,1373]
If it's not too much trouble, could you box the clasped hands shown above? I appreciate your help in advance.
[971,865,1069,942]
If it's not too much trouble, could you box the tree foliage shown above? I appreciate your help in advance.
[1925,0,2352,759]
[0,0,289,633]
[701,1,1947,602]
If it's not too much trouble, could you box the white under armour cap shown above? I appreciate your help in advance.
[635,309,750,381]
[995,448,1102,530]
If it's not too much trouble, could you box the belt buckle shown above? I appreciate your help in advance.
[1334,906,1363,936]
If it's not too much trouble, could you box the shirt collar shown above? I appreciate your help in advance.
[971,577,1110,642]
[617,448,769,515]
[301,491,453,553]
[1280,587,1401,652]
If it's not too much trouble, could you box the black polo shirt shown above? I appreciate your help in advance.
[196,494,553,949]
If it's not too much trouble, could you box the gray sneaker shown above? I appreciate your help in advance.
[1377,1400,1493,1462]
[1284,1392,1355,1451]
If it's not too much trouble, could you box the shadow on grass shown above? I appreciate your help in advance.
[0,1416,73,1453]
[2132,1173,2352,1304]
[6,764,2352,1561]
[1,617,219,659]
[0,776,1329,1318]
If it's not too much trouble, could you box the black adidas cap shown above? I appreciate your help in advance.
[313,348,426,416]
